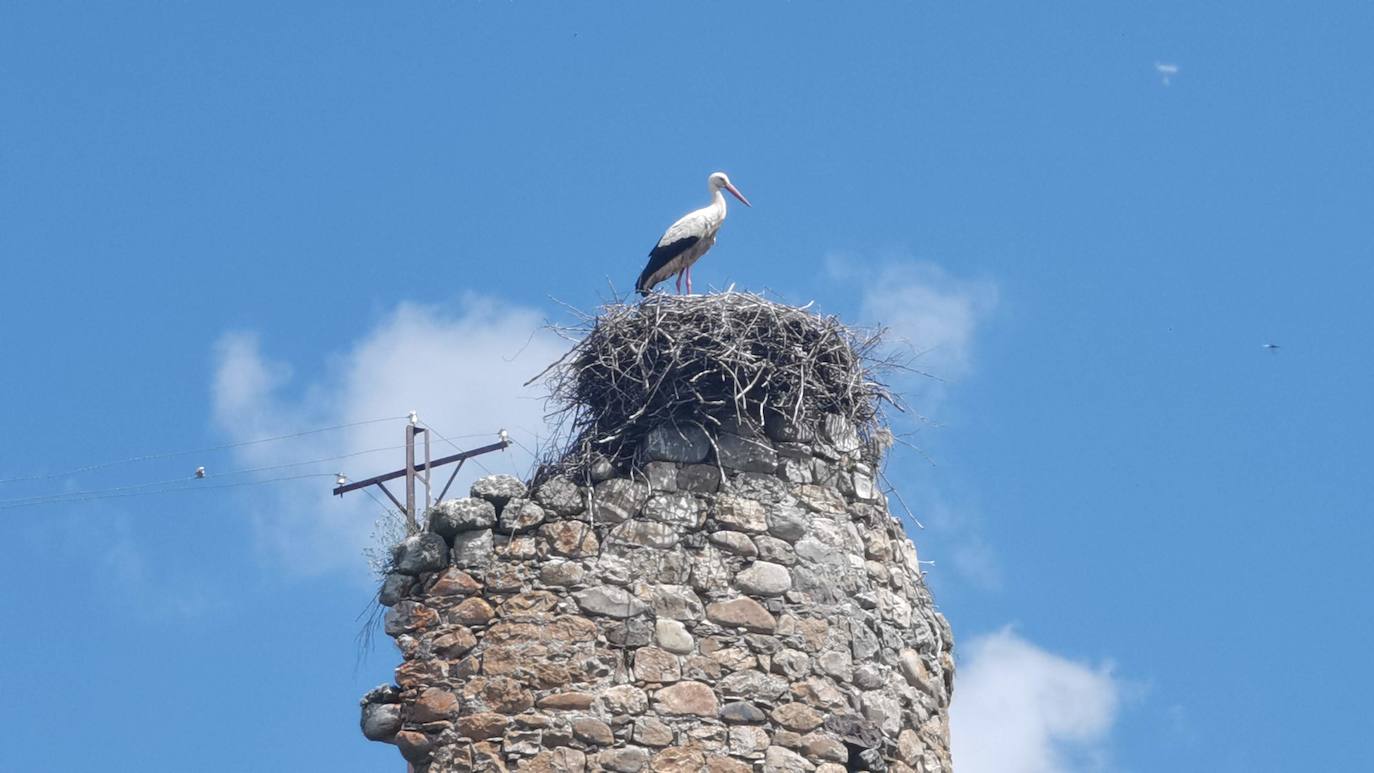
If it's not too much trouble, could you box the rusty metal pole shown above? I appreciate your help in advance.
[423,427,432,511]
[334,430,511,520]
[404,423,416,534]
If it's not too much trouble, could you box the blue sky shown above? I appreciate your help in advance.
[2,2,1372,771]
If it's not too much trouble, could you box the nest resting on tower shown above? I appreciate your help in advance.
[530,291,898,479]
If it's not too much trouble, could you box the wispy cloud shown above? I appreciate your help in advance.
[212,332,293,439]
[921,496,1002,591]
[952,628,1122,773]
[35,508,225,621]
[1155,62,1180,86]
[859,262,998,385]
[209,296,566,578]
[831,256,1001,589]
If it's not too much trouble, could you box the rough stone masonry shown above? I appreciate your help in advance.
[360,413,955,772]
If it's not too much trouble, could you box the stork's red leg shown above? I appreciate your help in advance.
[675,271,683,294]
[686,265,693,295]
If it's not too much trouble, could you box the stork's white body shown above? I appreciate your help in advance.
[641,193,727,287]
[636,172,750,296]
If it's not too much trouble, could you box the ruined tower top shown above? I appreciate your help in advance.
[361,293,955,772]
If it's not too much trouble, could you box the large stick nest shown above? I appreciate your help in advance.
[530,292,899,479]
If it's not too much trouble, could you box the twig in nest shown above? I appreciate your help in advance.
[529,291,901,479]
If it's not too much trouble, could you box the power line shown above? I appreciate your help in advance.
[413,426,511,445]
[0,418,519,513]
[0,472,338,511]
[0,443,407,509]
[418,421,503,477]
[0,473,201,508]
[200,443,406,480]
[333,420,512,533]
[363,487,399,517]
[483,422,546,468]
[504,434,541,462]
[0,416,409,486]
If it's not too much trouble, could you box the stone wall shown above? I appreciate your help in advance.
[361,415,954,772]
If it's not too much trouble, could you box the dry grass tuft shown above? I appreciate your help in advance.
[528,291,900,480]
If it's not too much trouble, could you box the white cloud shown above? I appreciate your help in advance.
[952,628,1122,773]
[949,534,1002,591]
[210,296,566,578]
[212,332,292,438]
[37,508,224,620]
[919,496,1002,591]
[842,258,1000,590]
[858,262,998,388]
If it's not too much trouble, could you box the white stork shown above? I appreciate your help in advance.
[636,172,751,296]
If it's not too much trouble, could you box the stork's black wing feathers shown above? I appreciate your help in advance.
[636,236,699,295]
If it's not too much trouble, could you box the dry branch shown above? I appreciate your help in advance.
[529,292,901,481]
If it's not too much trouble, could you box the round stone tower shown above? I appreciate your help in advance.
[360,295,955,772]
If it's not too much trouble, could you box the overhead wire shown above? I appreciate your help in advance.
[0,473,207,508]
[0,442,409,509]
[0,417,523,512]
[0,415,410,486]
[362,487,399,518]
[416,420,502,477]
[0,472,339,511]
[505,434,541,462]
[201,443,407,480]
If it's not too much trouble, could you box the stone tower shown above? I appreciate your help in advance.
[359,296,955,772]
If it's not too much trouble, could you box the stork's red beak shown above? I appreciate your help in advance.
[724,181,752,207]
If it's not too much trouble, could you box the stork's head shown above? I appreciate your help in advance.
[709,172,752,207]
